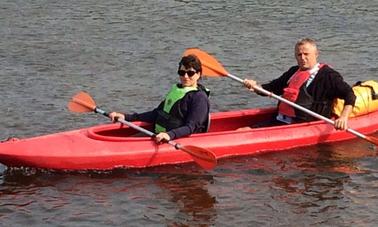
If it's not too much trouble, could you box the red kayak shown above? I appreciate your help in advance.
[0,107,377,171]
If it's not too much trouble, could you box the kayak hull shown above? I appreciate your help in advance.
[1,107,377,170]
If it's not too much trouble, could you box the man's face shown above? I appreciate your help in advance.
[295,42,319,70]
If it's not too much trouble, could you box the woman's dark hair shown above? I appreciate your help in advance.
[178,55,202,75]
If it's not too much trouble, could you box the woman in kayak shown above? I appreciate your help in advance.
[244,38,356,130]
[109,54,210,143]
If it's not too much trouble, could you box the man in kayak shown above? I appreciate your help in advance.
[109,54,210,143]
[243,38,356,130]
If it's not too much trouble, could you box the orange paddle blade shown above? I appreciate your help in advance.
[68,91,96,113]
[183,48,229,77]
[366,135,378,146]
[180,145,217,170]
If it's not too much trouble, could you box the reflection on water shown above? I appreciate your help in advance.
[265,141,378,225]
[272,174,351,226]
[155,174,217,226]
[0,166,218,226]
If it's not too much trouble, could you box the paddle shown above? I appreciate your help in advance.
[68,91,217,170]
[183,48,378,146]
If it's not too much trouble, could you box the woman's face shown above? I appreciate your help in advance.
[178,65,201,87]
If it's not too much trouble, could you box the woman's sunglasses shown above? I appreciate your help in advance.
[178,70,197,77]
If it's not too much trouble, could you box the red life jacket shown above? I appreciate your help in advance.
[278,64,325,117]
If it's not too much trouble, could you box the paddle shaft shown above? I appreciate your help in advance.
[94,107,182,149]
[226,73,371,141]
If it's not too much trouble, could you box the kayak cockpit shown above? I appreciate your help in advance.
[207,107,276,132]
[87,122,153,141]
[86,107,277,141]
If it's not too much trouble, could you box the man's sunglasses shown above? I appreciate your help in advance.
[178,70,197,77]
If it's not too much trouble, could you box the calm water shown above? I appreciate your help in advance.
[1,0,378,226]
